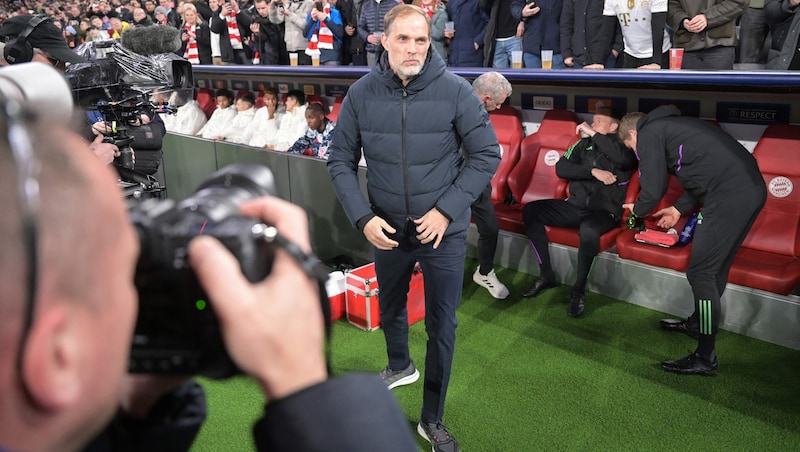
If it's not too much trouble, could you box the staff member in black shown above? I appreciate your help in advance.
[522,108,637,317]
[620,105,766,376]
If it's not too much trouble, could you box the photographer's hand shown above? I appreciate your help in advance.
[89,134,119,165]
[189,197,327,401]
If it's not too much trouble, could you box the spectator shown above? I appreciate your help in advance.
[197,88,239,139]
[247,88,284,147]
[205,0,226,64]
[738,1,770,67]
[251,0,287,65]
[414,0,448,63]
[210,0,254,64]
[620,106,766,375]
[144,0,159,21]
[219,92,258,143]
[304,0,345,65]
[482,0,525,68]
[561,0,623,68]
[266,89,308,150]
[159,0,182,27]
[178,3,213,64]
[591,0,670,69]
[335,0,365,65]
[328,6,500,451]
[154,5,170,25]
[0,114,417,451]
[358,0,400,66]
[667,0,747,70]
[511,0,565,68]
[271,0,314,65]
[286,102,336,158]
[107,16,131,38]
[765,0,800,69]
[446,0,489,67]
[132,7,155,25]
[522,108,637,317]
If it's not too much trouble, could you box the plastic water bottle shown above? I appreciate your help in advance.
[678,213,699,246]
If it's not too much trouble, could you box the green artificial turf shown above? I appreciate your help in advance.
[191,262,800,451]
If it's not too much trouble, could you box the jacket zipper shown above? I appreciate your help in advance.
[402,89,411,220]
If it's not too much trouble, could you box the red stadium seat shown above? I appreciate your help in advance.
[494,109,580,235]
[328,96,344,122]
[254,91,265,109]
[728,124,800,295]
[615,174,695,272]
[195,87,216,119]
[488,105,524,204]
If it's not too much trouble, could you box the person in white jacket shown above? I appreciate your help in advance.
[247,88,285,147]
[219,92,258,144]
[197,88,238,139]
[163,89,208,136]
[266,90,308,151]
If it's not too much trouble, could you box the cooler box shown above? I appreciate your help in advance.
[345,262,426,331]
[325,271,346,321]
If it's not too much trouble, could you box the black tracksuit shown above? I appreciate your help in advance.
[631,105,766,356]
[523,130,637,296]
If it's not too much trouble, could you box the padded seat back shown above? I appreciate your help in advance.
[489,106,524,203]
[741,124,800,257]
[506,110,580,206]
[195,87,216,119]
[328,96,344,122]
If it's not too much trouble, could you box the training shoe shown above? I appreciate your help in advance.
[417,421,460,452]
[473,267,510,299]
[661,351,719,376]
[379,362,419,389]
[567,293,585,317]
[660,318,700,340]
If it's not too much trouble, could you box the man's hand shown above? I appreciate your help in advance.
[653,206,681,229]
[583,63,604,69]
[564,56,574,67]
[576,121,596,137]
[89,134,119,165]
[345,24,355,36]
[522,3,541,17]
[591,168,617,185]
[189,197,327,401]
[638,63,661,70]
[414,208,450,249]
[250,22,260,33]
[363,216,399,250]
[684,14,707,33]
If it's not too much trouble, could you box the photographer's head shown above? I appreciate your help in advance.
[0,15,87,68]
[0,110,138,451]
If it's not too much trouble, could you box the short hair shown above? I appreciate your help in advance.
[384,4,431,38]
[472,71,512,100]
[215,88,234,102]
[262,87,278,98]
[618,112,645,142]
[306,102,326,115]
[286,89,305,105]
[596,107,623,122]
[237,92,256,106]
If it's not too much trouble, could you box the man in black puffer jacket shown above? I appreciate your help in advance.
[328,5,500,451]
[521,108,637,318]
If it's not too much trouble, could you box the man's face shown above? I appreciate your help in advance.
[209,0,219,9]
[145,0,155,11]
[623,130,638,151]
[591,114,618,136]
[255,0,269,16]
[305,109,325,132]
[482,92,508,111]
[133,8,146,20]
[159,0,171,8]
[235,98,252,112]
[382,13,430,82]
[91,16,103,27]
[264,93,278,108]
[216,95,232,108]
[285,96,298,112]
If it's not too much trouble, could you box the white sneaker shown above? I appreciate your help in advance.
[473,267,509,299]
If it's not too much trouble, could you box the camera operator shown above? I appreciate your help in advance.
[0,85,417,451]
[0,14,121,166]
[251,0,288,65]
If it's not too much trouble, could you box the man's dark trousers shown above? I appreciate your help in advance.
[471,184,499,274]
[375,229,467,424]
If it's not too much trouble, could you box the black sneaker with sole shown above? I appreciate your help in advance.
[661,351,719,376]
[417,421,460,452]
[379,361,419,389]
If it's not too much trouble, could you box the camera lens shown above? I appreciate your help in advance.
[177,164,277,222]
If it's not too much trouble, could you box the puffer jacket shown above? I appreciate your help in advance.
[327,46,501,235]
[270,0,313,52]
[667,0,748,51]
[358,0,401,53]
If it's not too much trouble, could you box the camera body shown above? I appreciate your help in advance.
[129,164,277,379]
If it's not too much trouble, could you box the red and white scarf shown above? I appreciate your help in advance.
[183,25,199,64]
[305,3,333,57]
[420,1,438,18]
[227,11,243,49]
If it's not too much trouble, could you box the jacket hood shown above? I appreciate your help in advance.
[372,43,446,94]
[639,105,681,130]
